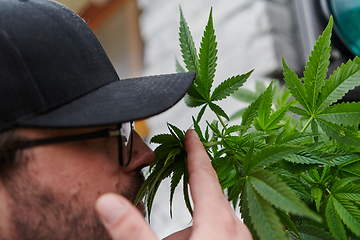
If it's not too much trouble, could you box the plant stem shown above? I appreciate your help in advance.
[203,141,221,150]
[326,188,331,195]
[301,117,313,132]
[216,112,227,129]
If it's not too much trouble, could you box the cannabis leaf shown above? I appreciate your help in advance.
[283,16,360,146]
[138,8,360,240]
[134,124,191,220]
[178,6,253,123]
[248,170,320,221]
[325,195,347,240]
[244,180,285,240]
[253,81,292,132]
[295,225,336,240]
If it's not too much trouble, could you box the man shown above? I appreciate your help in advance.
[0,0,252,239]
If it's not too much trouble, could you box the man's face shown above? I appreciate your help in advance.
[0,126,156,240]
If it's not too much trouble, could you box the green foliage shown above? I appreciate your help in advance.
[283,17,360,147]
[135,8,360,240]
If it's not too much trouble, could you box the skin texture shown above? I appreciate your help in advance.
[0,127,252,240]
[95,129,253,240]
[0,126,155,240]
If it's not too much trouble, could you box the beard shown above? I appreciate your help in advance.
[0,166,145,240]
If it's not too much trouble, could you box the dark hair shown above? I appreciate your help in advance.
[0,129,22,180]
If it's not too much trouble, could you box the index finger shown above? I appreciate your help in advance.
[184,129,228,211]
[184,129,253,239]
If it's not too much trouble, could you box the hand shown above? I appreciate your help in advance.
[95,129,253,240]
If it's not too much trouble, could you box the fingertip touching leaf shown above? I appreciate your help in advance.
[192,116,205,141]
[167,123,185,142]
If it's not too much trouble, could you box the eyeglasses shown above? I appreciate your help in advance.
[15,122,134,167]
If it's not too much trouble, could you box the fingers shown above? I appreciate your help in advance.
[184,129,226,212]
[95,130,252,240]
[95,193,158,240]
[162,227,192,240]
[184,129,253,240]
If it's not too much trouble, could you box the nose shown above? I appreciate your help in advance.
[122,130,156,173]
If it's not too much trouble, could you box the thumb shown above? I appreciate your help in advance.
[95,193,158,240]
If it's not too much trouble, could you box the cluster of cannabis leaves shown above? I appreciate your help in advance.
[135,7,360,240]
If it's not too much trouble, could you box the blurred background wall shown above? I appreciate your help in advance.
[55,0,359,237]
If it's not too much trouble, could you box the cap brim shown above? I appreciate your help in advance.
[19,72,195,128]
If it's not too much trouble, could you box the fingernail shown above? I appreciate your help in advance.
[96,194,124,227]
[190,130,200,140]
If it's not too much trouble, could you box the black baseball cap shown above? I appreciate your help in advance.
[0,0,195,132]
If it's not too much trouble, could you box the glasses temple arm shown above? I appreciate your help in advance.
[17,128,112,149]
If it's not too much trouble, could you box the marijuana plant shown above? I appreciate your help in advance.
[135,7,360,240]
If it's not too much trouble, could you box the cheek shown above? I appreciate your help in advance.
[26,143,122,204]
